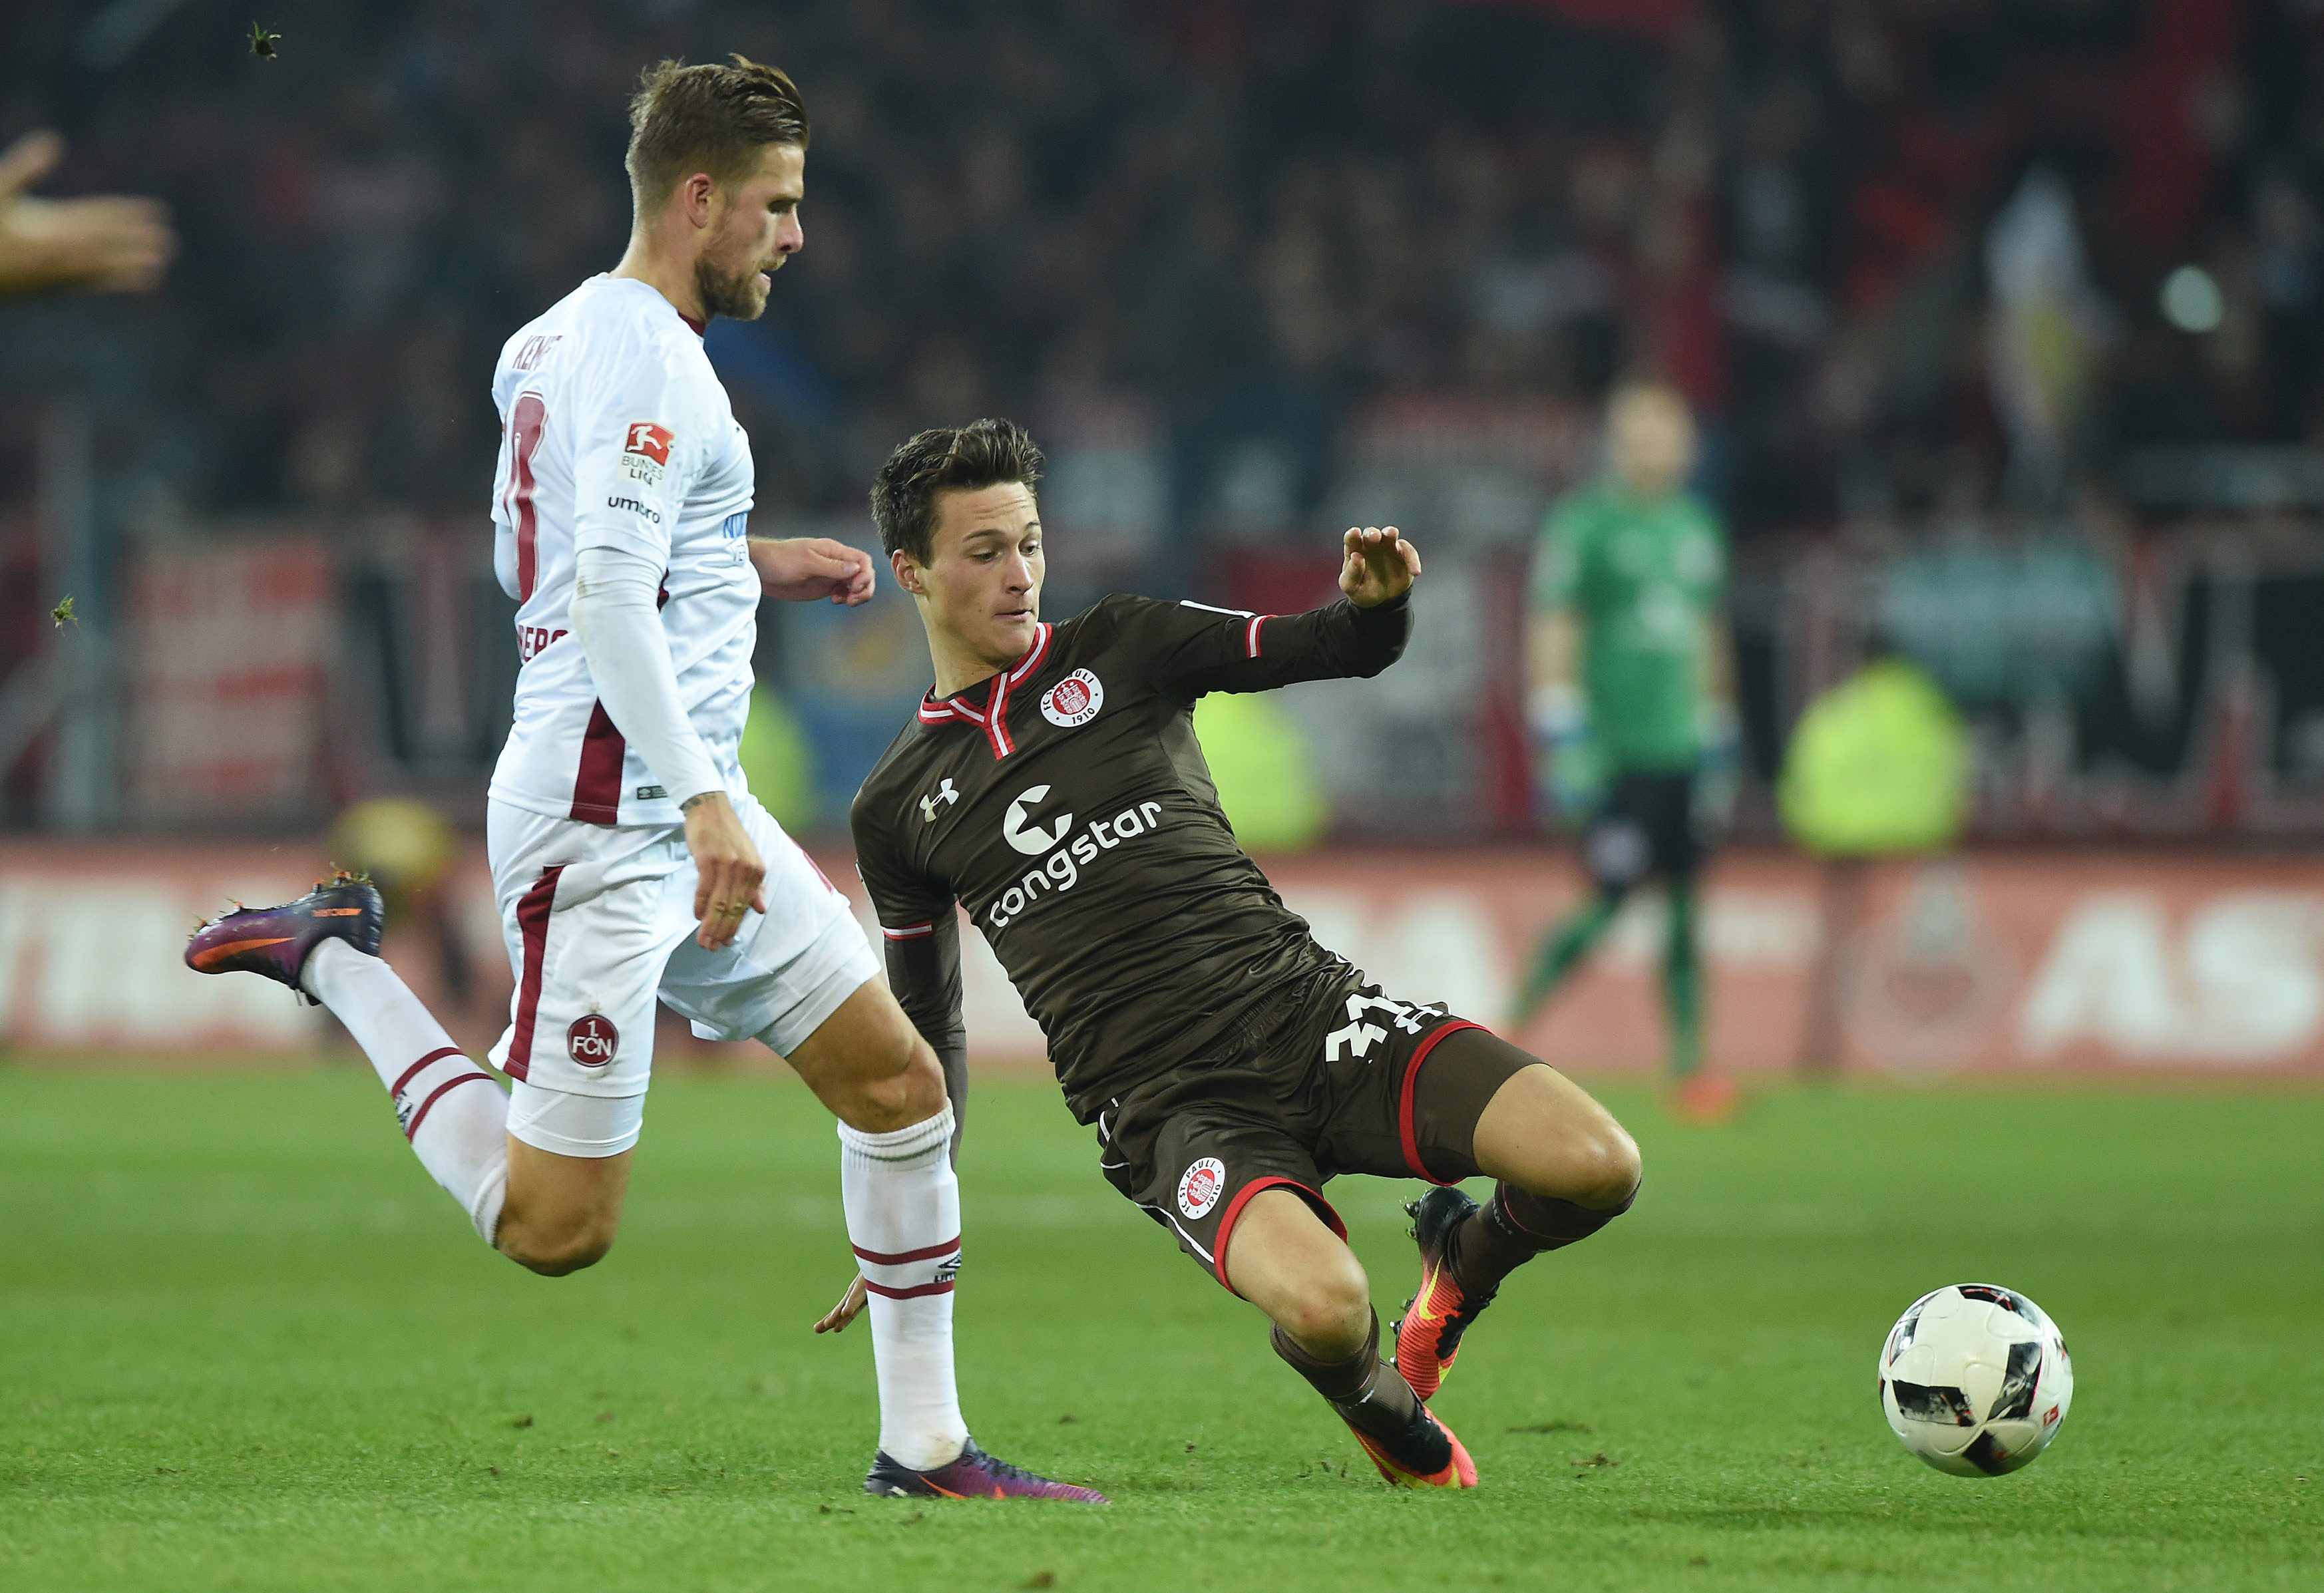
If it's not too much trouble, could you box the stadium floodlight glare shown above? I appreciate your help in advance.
[2160,264,2225,333]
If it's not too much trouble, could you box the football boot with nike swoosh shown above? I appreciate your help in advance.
[184,871,384,1003]
[1343,1401,1479,1489]
[863,1439,1107,1502]
[1392,1184,1497,1402]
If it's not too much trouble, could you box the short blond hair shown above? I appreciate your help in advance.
[624,56,809,214]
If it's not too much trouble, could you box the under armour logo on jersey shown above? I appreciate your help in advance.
[920,779,959,823]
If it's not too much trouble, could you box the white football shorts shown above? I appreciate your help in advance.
[484,791,877,1157]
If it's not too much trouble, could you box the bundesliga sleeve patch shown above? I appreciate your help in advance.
[620,421,674,489]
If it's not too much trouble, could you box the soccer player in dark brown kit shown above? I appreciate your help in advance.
[848,419,1642,1488]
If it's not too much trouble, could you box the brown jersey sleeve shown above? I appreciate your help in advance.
[1106,592,1413,701]
[848,796,970,1156]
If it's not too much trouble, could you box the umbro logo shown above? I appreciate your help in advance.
[919,779,959,823]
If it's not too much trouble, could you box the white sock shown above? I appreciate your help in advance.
[303,937,509,1244]
[839,1107,968,1471]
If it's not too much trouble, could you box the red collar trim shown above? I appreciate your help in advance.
[1005,621,1054,686]
[678,311,707,337]
[917,694,986,727]
[915,623,1052,759]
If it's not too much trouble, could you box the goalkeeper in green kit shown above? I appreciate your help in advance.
[1513,383,1739,1122]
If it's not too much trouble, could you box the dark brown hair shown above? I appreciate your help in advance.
[871,419,1046,564]
[625,56,809,214]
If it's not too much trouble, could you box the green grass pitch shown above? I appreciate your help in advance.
[1,1067,2318,1592]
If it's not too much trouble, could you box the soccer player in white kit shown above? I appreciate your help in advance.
[187,57,1099,1502]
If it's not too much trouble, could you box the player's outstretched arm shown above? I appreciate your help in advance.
[749,536,876,606]
[1143,524,1421,699]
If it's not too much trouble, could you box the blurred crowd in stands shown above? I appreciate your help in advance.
[8,0,2324,546]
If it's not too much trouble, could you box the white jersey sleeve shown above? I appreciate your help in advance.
[568,336,698,567]
[485,275,761,828]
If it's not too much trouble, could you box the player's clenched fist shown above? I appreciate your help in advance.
[1340,525,1421,608]
[681,791,768,949]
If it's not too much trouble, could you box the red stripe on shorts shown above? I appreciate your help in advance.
[861,1278,956,1300]
[1211,1176,1346,1294]
[505,864,564,1083]
[1398,1020,1487,1184]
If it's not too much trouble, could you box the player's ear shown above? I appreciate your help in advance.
[890,548,926,597]
[681,171,717,228]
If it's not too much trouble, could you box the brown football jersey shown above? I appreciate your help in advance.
[852,592,1411,1123]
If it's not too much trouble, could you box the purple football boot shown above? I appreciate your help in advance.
[864,1439,1107,1503]
[185,870,384,1002]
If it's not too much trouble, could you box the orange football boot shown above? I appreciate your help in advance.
[1344,1403,1479,1489]
[1392,1185,1496,1402]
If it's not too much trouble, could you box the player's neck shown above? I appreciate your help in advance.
[926,613,1041,699]
[611,234,709,328]
[928,636,1007,700]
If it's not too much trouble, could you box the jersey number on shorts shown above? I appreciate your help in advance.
[1323,993,1430,1062]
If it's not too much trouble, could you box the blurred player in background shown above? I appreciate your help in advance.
[0,130,174,297]
[190,57,1093,1503]
[1511,383,1738,1122]
[332,796,481,1011]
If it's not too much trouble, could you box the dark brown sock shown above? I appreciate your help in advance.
[1270,1309,1425,1440]
[1450,1180,1638,1296]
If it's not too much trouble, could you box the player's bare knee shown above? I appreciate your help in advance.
[1272,1252,1372,1357]
[511,1233,613,1276]
[1499,1117,1640,1213]
[839,1035,942,1133]
[1575,1118,1643,1210]
[498,1212,618,1276]
[516,1236,611,1277]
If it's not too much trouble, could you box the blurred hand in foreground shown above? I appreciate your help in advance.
[0,132,175,297]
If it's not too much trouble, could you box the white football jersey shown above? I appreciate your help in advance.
[484,275,758,828]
